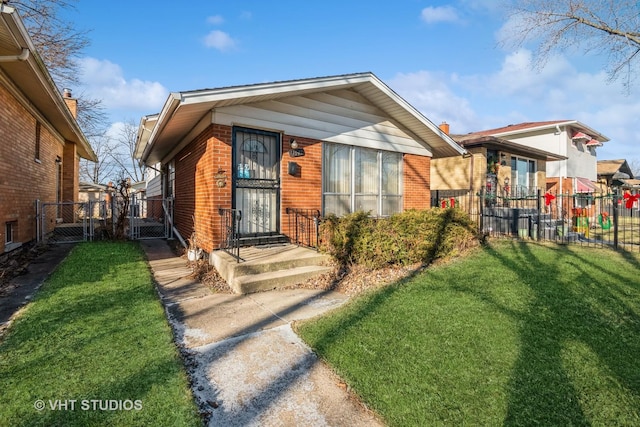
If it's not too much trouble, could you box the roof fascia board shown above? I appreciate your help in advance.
[366,74,467,157]
[179,73,373,106]
[0,4,34,50]
[493,120,610,143]
[144,72,468,163]
[459,136,567,161]
[1,4,96,161]
[141,94,181,163]
[134,114,158,160]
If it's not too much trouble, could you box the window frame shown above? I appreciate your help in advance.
[510,155,537,195]
[164,160,175,198]
[35,121,41,162]
[5,221,15,245]
[322,142,403,217]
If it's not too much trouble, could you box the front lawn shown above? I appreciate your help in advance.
[0,242,200,427]
[297,241,640,426]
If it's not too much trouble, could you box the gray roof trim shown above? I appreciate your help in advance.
[136,72,467,164]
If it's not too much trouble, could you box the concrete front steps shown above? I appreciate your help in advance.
[210,244,333,294]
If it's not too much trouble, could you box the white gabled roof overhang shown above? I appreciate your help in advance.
[137,72,467,165]
[0,4,96,161]
[493,120,610,143]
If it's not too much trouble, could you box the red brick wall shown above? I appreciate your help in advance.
[280,136,323,238]
[172,124,434,251]
[403,153,431,210]
[0,82,65,251]
[174,124,232,253]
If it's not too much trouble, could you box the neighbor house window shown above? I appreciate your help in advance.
[165,160,175,198]
[323,142,402,216]
[5,221,15,245]
[511,156,536,195]
[35,121,41,161]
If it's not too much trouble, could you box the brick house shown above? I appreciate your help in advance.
[135,72,466,253]
[0,4,96,252]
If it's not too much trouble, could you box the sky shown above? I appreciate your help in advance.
[65,0,639,167]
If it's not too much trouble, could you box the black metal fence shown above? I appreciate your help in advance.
[432,189,640,251]
[285,208,321,249]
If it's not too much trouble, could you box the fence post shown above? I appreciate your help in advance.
[536,188,541,241]
[478,189,484,235]
[613,189,619,250]
[111,194,116,238]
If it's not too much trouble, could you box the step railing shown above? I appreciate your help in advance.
[285,207,321,249]
[219,208,242,262]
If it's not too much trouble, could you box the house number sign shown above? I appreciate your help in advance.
[289,148,305,157]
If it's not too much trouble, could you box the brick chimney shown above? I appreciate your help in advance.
[62,88,78,119]
[439,121,450,134]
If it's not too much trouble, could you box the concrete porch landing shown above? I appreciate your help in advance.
[210,244,333,294]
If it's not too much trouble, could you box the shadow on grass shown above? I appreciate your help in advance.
[300,239,640,425]
[0,241,200,426]
[16,359,191,427]
[478,242,640,425]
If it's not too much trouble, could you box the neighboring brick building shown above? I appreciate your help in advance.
[432,131,566,196]
[135,73,466,253]
[0,4,96,252]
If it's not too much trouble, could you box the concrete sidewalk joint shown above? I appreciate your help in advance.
[140,239,383,427]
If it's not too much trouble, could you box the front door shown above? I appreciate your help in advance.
[233,127,280,236]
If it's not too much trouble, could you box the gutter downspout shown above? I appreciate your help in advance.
[0,48,29,62]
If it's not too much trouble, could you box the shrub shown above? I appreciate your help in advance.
[319,208,478,269]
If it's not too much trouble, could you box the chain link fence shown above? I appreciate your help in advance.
[37,194,174,243]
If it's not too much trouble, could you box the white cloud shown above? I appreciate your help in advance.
[390,46,640,162]
[420,6,460,24]
[203,30,237,52]
[207,15,224,25]
[389,70,480,133]
[456,48,640,160]
[78,57,168,111]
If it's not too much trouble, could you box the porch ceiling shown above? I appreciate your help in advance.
[138,72,467,165]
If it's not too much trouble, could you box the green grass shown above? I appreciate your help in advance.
[297,241,640,426]
[0,242,201,427]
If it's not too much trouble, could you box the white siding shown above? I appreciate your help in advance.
[146,174,162,197]
[211,88,432,156]
[503,129,596,180]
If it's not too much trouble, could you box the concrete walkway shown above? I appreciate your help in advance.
[140,239,383,427]
[0,243,75,334]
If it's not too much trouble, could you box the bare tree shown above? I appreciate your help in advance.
[79,132,119,184]
[500,0,640,86]
[76,95,109,140]
[110,119,146,183]
[11,0,108,143]
[9,0,88,87]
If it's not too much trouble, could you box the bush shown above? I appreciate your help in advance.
[319,208,478,269]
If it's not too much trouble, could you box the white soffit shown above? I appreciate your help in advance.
[141,72,466,164]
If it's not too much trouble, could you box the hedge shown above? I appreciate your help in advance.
[319,208,478,269]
